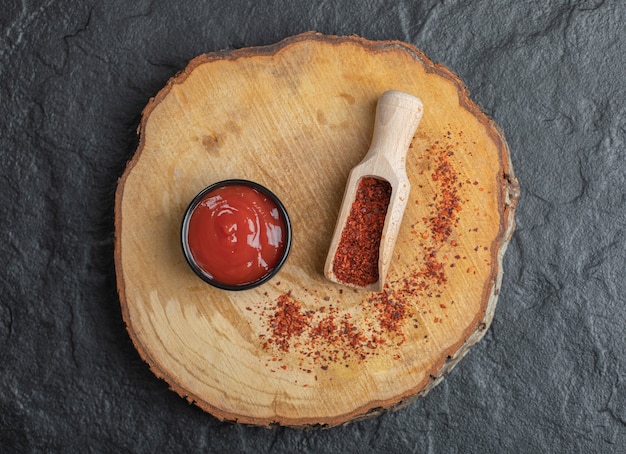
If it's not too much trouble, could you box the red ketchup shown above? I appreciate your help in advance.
[184,182,289,287]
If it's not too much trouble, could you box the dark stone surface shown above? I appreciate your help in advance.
[1,0,625,452]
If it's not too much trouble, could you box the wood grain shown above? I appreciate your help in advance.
[115,32,519,427]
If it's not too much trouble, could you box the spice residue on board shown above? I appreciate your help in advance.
[255,289,408,373]
[252,128,486,374]
[332,177,392,287]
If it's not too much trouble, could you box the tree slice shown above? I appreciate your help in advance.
[114,32,519,427]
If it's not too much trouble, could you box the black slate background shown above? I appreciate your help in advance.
[1,0,625,452]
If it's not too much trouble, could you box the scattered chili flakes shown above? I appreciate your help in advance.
[254,129,474,373]
[407,128,467,294]
[370,291,408,338]
[258,285,413,371]
[267,292,312,352]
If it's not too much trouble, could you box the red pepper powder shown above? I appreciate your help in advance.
[333,177,392,287]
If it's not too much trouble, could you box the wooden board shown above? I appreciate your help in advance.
[114,32,519,427]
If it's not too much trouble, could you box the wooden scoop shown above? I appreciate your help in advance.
[324,90,424,292]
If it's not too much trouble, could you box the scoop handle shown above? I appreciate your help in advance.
[366,90,424,167]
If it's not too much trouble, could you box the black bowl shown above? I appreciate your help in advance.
[181,179,292,291]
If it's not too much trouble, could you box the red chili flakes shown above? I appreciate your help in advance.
[267,292,312,352]
[371,291,407,336]
[429,157,462,244]
[333,177,391,287]
[311,315,337,344]
[408,130,466,292]
[260,294,362,369]
[419,252,447,286]
[256,129,472,373]
[341,319,367,348]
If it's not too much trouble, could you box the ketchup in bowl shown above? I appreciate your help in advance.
[181,180,291,290]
